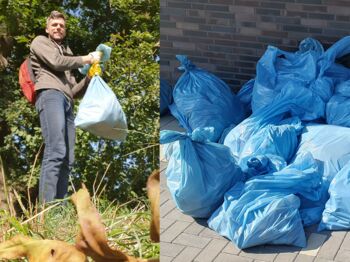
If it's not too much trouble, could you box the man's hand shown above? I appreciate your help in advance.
[89,51,102,63]
[82,51,102,64]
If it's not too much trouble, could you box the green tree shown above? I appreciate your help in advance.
[0,0,159,204]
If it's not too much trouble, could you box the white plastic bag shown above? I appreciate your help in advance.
[75,76,127,141]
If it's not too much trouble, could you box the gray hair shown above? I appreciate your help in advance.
[46,11,66,27]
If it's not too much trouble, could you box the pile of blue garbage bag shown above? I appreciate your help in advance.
[160,36,350,249]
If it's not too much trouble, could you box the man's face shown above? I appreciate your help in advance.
[46,18,66,43]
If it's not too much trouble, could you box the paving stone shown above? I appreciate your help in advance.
[160,255,173,262]
[184,221,205,235]
[317,231,346,260]
[294,254,315,262]
[161,217,175,230]
[199,227,227,240]
[161,242,185,257]
[164,207,195,223]
[160,190,171,205]
[194,239,227,262]
[263,244,301,253]
[313,258,334,262]
[160,146,166,162]
[173,247,202,262]
[160,160,168,173]
[214,253,253,262]
[273,252,297,262]
[161,221,191,243]
[340,232,350,250]
[173,233,211,249]
[300,233,328,257]
[160,199,176,217]
[239,246,277,262]
[334,249,350,262]
[222,242,241,255]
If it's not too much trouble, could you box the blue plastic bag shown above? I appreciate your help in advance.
[296,124,350,185]
[237,79,254,112]
[75,76,127,141]
[244,152,322,202]
[326,80,350,127]
[208,152,323,249]
[223,83,320,161]
[170,55,246,142]
[251,38,334,121]
[208,184,306,249]
[238,117,303,177]
[160,79,172,115]
[319,161,350,230]
[160,130,243,218]
[293,124,350,226]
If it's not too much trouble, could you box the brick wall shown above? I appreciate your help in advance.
[160,0,350,92]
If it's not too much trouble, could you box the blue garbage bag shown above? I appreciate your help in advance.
[238,117,303,177]
[293,124,350,226]
[319,161,350,230]
[237,79,254,112]
[208,152,324,248]
[244,152,322,202]
[223,83,321,161]
[170,55,246,142]
[296,124,350,185]
[296,37,324,55]
[75,76,128,141]
[160,79,172,115]
[326,80,350,127]
[160,130,243,218]
[251,38,333,120]
[208,183,306,249]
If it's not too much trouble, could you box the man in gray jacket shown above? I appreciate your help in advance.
[30,10,100,203]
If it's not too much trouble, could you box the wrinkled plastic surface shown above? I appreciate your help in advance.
[160,79,172,115]
[223,83,321,161]
[75,76,127,141]
[251,38,336,121]
[296,124,350,184]
[170,55,246,142]
[238,117,303,177]
[208,184,306,249]
[237,79,254,112]
[160,130,243,218]
[326,80,350,127]
[208,152,323,248]
[292,124,350,226]
[319,161,350,230]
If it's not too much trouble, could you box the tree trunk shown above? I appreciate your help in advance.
[0,155,8,210]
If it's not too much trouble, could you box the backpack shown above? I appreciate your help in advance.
[19,58,36,104]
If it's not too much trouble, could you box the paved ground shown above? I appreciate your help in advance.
[160,113,350,262]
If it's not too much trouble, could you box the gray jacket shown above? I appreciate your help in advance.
[30,35,89,100]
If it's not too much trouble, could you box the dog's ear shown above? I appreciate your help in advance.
[147,170,160,242]
[72,184,147,262]
[0,235,86,262]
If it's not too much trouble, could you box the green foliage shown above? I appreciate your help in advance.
[0,196,159,259]
[0,0,159,203]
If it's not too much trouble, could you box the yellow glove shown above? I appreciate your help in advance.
[88,62,102,77]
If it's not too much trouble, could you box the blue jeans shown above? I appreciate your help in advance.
[35,89,75,203]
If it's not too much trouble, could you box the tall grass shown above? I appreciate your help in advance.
[0,194,159,261]
[0,155,159,261]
